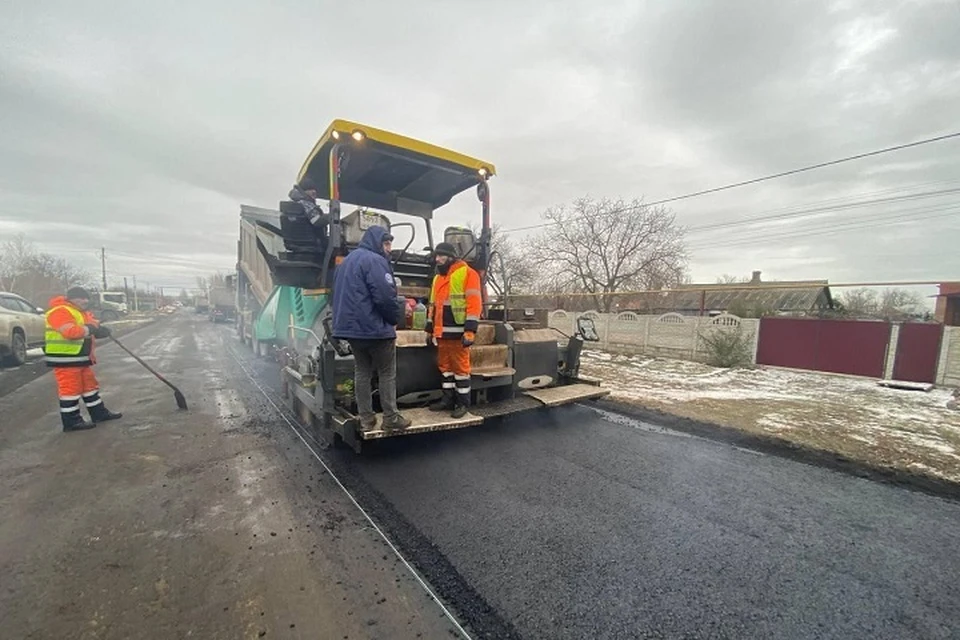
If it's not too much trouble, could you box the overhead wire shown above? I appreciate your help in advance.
[500,131,960,233]
[690,206,960,252]
[689,201,960,250]
[684,187,960,234]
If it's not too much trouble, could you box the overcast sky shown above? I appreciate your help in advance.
[1,0,958,297]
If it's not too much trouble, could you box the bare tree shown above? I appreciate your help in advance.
[0,234,34,292]
[839,288,878,318]
[0,234,91,304]
[716,274,750,284]
[481,224,540,300]
[839,287,924,320]
[879,288,924,320]
[528,197,687,312]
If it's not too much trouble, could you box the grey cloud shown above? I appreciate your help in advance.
[1,0,958,292]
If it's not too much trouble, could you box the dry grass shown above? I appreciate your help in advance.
[582,350,960,482]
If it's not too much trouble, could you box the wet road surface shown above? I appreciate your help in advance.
[0,314,460,640]
[5,313,960,639]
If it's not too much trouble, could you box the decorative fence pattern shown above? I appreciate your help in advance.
[548,311,760,363]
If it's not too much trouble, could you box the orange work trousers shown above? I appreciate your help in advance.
[54,367,102,415]
[436,339,470,376]
[437,339,471,400]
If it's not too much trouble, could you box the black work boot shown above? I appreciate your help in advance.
[451,393,470,419]
[89,403,123,423]
[61,412,97,432]
[429,389,455,413]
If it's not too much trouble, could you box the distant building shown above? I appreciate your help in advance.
[935,282,960,326]
[507,270,834,317]
[617,271,833,317]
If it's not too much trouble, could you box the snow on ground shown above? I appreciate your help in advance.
[582,349,960,482]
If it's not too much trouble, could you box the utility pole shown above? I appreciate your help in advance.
[100,247,107,290]
[123,277,129,311]
[132,275,139,312]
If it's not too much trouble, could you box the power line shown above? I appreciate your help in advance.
[501,130,960,233]
[690,206,960,252]
[688,199,960,248]
[685,187,960,235]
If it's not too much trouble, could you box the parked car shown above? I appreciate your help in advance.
[0,292,46,366]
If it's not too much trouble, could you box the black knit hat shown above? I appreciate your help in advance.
[434,242,458,258]
[299,177,319,193]
[66,286,91,301]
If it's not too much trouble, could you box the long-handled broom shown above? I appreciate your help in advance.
[111,336,189,410]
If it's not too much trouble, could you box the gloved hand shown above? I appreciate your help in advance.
[462,332,474,348]
[424,321,435,346]
[92,325,112,339]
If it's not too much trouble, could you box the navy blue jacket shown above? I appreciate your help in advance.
[332,226,398,340]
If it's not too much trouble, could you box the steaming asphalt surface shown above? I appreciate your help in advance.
[228,320,960,639]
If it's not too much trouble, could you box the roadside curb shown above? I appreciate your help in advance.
[595,398,960,503]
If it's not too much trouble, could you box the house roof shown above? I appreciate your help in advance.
[505,280,832,313]
[616,282,831,312]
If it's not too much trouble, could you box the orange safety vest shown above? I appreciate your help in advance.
[429,261,482,339]
[44,297,96,367]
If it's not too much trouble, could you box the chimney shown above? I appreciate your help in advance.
[751,270,762,284]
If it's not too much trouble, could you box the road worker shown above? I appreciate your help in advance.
[45,287,122,432]
[425,242,482,419]
[332,226,412,432]
[288,177,330,229]
[287,177,331,253]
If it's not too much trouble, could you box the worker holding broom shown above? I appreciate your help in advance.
[45,287,122,432]
[425,243,483,419]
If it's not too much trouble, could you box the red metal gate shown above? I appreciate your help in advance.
[892,323,943,383]
[757,318,891,378]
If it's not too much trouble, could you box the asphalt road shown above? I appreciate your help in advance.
[326,408,960,639]
[0,314,459,640]
[5,313,960,639]
[235,323,960,639]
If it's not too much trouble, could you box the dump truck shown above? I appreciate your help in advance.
[238,119,606,452]
[208,283,237,324]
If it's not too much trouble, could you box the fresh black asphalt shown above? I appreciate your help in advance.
[335,406,960,639]
[233,326,960,639]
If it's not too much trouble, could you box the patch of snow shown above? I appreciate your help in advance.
[582,348,960,478]
[756,414,795,431]
[588,406,694,438]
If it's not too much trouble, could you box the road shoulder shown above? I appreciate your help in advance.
[0,315,459,639]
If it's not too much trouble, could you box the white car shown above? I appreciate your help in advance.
[0,292,46,366]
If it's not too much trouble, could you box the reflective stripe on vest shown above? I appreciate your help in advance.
[447,264,469,325]
[45,305,86,357]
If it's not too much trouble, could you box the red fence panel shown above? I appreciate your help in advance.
[893,323,943,383]
[816,320,890,378]
[757,318,891,378]
[756,318,819,371]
